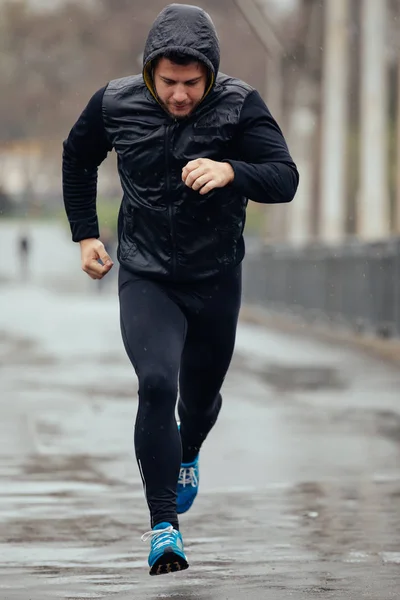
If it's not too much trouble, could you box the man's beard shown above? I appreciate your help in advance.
[168,105,191,119]
[159,98,200,120]
[171,111,189,120]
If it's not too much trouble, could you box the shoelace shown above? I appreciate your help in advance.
[178,466,198,488]
[141,525,174,551]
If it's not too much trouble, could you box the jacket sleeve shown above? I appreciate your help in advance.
[62,85,112,242]
[226,89,299,204]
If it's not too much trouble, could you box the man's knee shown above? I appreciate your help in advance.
[139,370,178,405]
[179,391,222,416]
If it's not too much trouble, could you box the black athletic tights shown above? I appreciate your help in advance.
[118,264,242,530]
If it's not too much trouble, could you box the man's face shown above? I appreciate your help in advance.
[153,58,208,119]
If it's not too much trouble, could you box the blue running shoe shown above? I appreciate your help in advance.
[177,455,199,514]
[141,522,189,576]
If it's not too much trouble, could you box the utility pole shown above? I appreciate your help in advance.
[358,0,390,240]
[233,0,283,118]
[397,54,400,234]
[233,0,287,242]
[285,0,320,245]
[319,0,349,243]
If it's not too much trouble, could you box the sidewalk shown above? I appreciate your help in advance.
[1,282,400,599]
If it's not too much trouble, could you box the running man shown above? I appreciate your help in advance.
[62,3,298,576]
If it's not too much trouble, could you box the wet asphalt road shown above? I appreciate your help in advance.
[1,223,400,599]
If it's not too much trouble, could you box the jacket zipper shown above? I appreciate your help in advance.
[165,123,177,278]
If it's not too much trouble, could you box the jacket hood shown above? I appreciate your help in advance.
[143,4,220,100]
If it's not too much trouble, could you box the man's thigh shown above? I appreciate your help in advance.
[118,269,187,376]
[179,267,242,399]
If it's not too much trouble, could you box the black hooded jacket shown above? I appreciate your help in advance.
[63,3,299,282]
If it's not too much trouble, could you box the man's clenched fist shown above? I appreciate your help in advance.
[80,238,113,280]
[182,158,234,195]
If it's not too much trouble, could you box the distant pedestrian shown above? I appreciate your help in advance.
[17,231,31,281]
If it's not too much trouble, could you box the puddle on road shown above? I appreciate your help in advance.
[21,454,122,486]
[0,449,142,550]
[260,364,347,392]
[4,513,134,546]
[231,354,347,392]
[333,408,400,446]
[0,331,133,400]
[21,382,139,400]
[375,410,400,443]
[284,478,400,566]
[0,330,56,367]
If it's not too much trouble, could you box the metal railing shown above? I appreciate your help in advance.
[243,237,400,338]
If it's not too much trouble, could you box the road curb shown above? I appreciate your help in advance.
[240,304,400,366]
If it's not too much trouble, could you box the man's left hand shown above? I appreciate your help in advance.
[182,159,234,195]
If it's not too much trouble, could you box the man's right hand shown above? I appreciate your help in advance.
[79,238,114,280]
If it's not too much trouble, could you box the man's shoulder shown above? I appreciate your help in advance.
[102,75,149,118]
[215,73,255,97]
[105,74,145,96]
